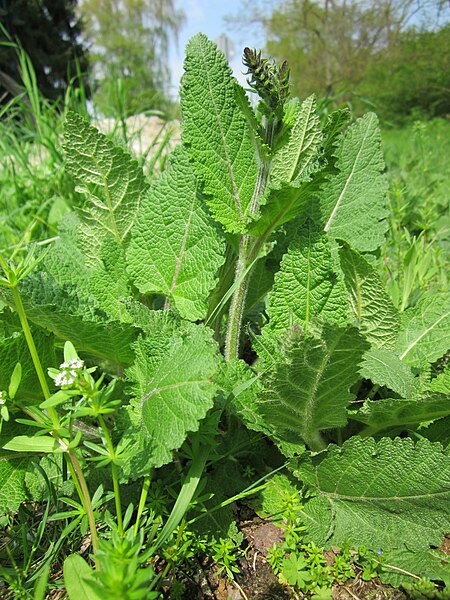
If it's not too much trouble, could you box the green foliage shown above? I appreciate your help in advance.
[0,0,88,104]
[127,146,225,320]
[181,33,259,234]
[317,112,389,251]
[360,25,450,124]
[63,555,102,600]
[257,324,369,451]
[339,243,400,348]
[298,437,450,550]
[1,34,449,598]
[397,293,450,368]
[126,316,221,468]
[265,221,348,335]
[270,95,322,188]
[359,348,416,397]
[63,112,147,254]
[80,0,183,116]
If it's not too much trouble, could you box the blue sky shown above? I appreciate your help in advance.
[168,0,267,97]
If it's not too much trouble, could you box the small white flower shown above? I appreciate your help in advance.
[68,358,84,369]
[0,391,6,405]
[55,357,84,387]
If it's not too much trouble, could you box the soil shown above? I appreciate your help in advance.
[163,511,408,599]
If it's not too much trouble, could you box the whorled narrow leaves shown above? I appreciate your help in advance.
[181,33,258,233]
[127,146,225,320]
[338,243,400,348]
[63,112,148,260]
[398,292,450,367]
[270,95,323,188]
[126,313,221,468]
[317,113,389,251]
[265,221,348,334]
[256,324,369,450]
[298,437,450,551]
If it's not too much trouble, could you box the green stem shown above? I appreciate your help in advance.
[10,286,52,402]
[98,415,123,536]
[224,235,251,361]
[134,474,152,536]
[0,261,100,561]
[67,451,100,561]
[303,430,327,453]
[223,116,276,361]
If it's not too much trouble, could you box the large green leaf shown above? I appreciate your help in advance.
[214,358,266,434]
[257,325,369,451]
[318,113,388,251]
[127,313,221,468]
[265,221,348,335]
[17,272,136,366]
[63,112,147,260]
[298,437,450,550]
[0,456,29,514]
[270,95,322,188]
[354,394,450,435]
[127,147,225,320]
[359,348,416,397]
[380,548,450,587]
[338,243,399,348]
[398,292,450,367]
[249,108,349,238]
[181,34,258,233]
[45,215,132,323]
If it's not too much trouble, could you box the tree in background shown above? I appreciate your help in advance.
[359,23,450,123]
[0,0,89,103]
[228,0,449,122]
[80,0,184,116]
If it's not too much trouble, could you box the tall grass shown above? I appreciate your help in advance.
[0,44,89,252]
[381,119,450,310]
[0,42,178,257]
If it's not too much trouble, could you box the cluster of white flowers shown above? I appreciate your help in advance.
[0,391,6,405]
[54,358,85,387]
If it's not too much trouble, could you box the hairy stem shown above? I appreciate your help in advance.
[223,115,277,361]
[303,430,327,453]
[224,235,251,361]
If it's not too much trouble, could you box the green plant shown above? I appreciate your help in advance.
[1,33,449,596]
[211,537,241,580]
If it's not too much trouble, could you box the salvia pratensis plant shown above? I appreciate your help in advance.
[0,34,449,596]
